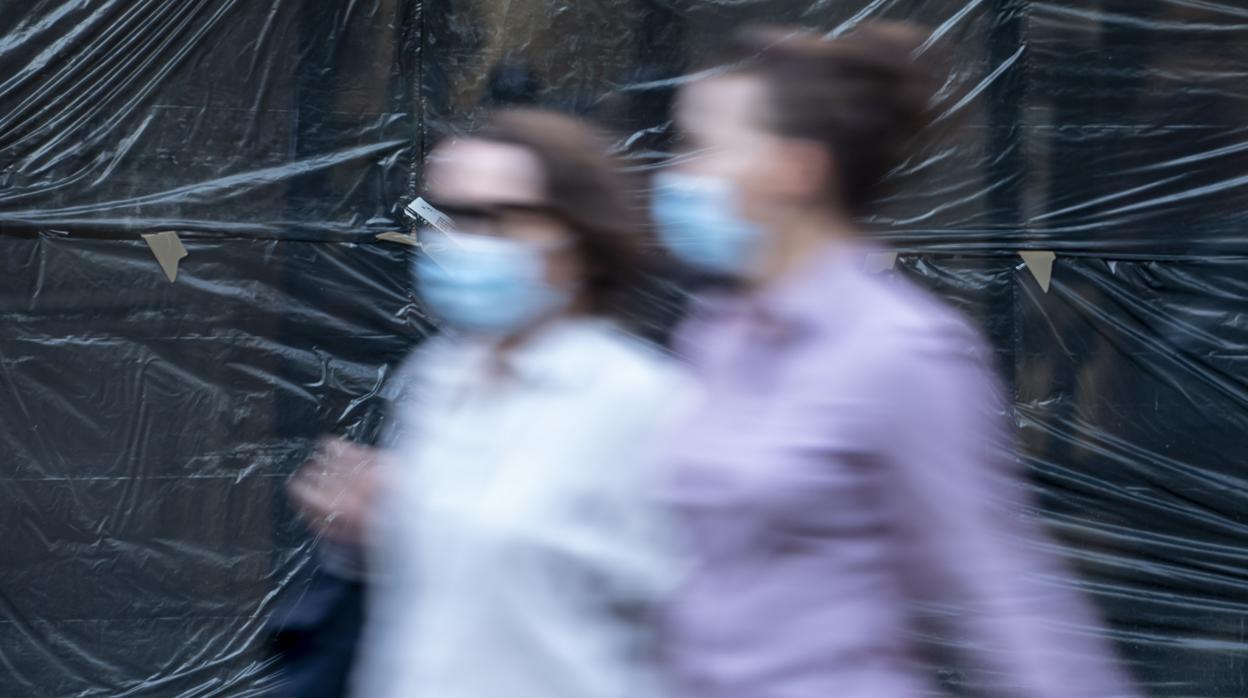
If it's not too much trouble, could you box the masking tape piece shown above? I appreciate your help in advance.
[141,232,188,283]
[405,197,454,233]
[1019,250,1056,293]
[863,251,898,274]
[375,232,421,247]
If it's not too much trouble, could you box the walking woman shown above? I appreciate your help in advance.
[290,109,687,698]
[651,25,1137,698]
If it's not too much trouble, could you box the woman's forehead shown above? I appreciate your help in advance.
[677,74,764,134]
[425,139,547,203]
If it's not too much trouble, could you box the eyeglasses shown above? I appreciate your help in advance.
[419,198,563,234]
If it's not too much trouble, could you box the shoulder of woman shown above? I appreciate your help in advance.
[853,276,990,363]
[578,321,692,394]
[380,334,483,403]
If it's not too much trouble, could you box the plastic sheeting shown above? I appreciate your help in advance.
[1,1,1245,696]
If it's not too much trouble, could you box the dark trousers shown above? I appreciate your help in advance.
[267,566,366,698]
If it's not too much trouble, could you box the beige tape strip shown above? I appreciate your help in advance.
[863,251,898,274]
[375,232,420,247]
[1019,250,1056,293]
[141,232,188,283]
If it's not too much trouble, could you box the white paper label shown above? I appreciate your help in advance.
[405,197,454,233]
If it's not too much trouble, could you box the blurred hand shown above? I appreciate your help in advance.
[287,437,384,546]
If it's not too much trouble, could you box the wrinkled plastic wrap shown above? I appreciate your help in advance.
[2,1,1245,695]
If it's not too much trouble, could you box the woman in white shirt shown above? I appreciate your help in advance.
[289,109,687,698]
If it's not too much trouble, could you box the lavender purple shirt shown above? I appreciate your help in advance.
[663,244,1136,698]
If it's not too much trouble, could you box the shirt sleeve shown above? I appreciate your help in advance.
[877,321,1138,698]
[375,343,440,450]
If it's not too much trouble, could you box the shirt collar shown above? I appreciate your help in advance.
[692,241,875,342]
[449,316,621,391]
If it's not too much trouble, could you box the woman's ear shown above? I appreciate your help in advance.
[542,238,588,291]
[772,138,836,204]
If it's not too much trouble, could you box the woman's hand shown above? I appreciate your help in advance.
[287,437,384,547]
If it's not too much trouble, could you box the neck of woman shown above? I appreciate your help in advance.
[751,206,857,289]
[485,294,593,380]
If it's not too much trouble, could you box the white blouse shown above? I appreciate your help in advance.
[350,318,689,698]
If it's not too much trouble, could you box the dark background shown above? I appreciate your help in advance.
[2,1,1245,695]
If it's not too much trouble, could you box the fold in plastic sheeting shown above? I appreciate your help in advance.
[2,1,1246,696]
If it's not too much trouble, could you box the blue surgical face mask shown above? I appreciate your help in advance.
[651,172,765,276]
[414,229,572,334]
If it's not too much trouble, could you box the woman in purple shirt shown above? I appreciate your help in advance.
[650,25,1138,698]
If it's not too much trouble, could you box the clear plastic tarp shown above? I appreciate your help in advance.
[2,1,1245,695]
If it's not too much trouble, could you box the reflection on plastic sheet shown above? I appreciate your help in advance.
[2,0,1246,695]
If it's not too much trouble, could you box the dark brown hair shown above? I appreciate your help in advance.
[467,108,653,325]
[720,24,943,215]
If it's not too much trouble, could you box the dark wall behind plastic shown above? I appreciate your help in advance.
[2,1,1246,696]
